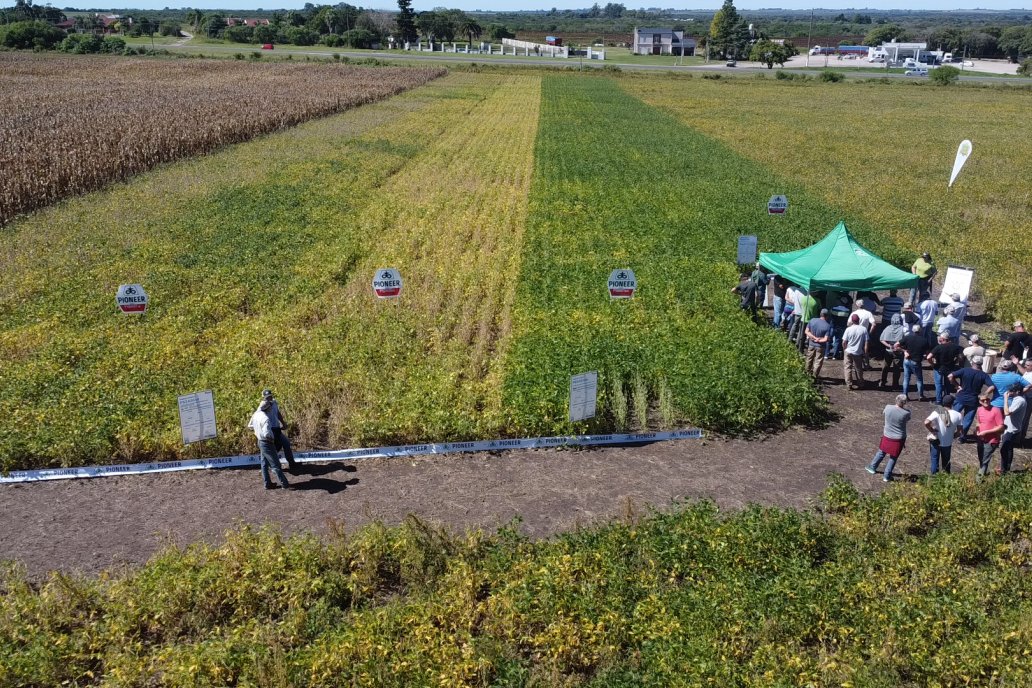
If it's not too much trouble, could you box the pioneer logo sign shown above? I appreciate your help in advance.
[372,268,403,298]
[767,195,789,215]
[607,269,637,299]
[116,284,148,314]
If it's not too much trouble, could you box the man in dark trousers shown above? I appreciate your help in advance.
[262,389,298,472]
[927,333,964,406]
[731,273,758,316]
[900,324,930,401]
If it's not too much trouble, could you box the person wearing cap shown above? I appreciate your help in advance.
[867,394,911,482]
[936,309,962,344]
[948,355,994,442]
[1001,383,1028,473]
[731,273,758,315]
[924,393,961,474]
[879,313,907,389]
[990,360,1031,410]
[804,308,832,377]
[910,252,936,305]
[842,313,868,390]
[944,293,967,325]
[262,389,297,472]
[900,300,920,332]
[1003,321,1031,363]
[248,399,290,491]
[963,333,986,365]
[975,392,1005,481]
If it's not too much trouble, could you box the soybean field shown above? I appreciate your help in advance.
[1,65,1030,470]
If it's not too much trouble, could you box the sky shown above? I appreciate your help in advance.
[10,1,1030,13]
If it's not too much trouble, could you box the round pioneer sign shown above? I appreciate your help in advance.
[372,268,403,298]
[607,269,637,299]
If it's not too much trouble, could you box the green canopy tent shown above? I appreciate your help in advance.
[758,221,918,292]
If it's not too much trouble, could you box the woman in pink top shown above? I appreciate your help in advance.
[975,394,1005,480]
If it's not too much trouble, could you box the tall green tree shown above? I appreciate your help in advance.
[749,38,797,68]
[863,23,909,46]
[456,15,481,46]
[395,0,417,43]
[709,0,748,59]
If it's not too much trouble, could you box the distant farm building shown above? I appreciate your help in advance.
[632,27,696,56]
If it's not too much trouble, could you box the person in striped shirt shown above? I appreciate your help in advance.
[880,289,905,323]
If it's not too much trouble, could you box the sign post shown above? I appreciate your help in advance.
[607,269,637,299]
[177,390,217,445]
[767,195,788,215]
[372,268,403,299]
[737,235,758,265]
[569,371,598,422]
[116,284,149,314]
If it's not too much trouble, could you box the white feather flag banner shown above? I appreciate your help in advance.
[948,139,972,188]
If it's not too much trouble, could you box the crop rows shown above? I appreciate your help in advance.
[501,75,830,436]
[4,475,1031,685]
[624,75,1032,323]
[0,53,445,227]
[0,72,539,469]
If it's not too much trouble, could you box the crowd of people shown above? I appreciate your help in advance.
[734,251,1032,482]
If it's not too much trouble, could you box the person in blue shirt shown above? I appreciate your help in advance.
[949,356,994,441]
[990,360,1031,410]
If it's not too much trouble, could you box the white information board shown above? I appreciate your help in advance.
[737,235,758,265]
[178,390,217,445]
[938,265,974,305]
[569,371,598,422]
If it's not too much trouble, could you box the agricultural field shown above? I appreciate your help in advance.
[2,65,1030,471]
[0,53,445,227]
[3,474,1032,685]
[622,74,1032,323]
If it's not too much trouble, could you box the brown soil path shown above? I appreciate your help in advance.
[2,359,1027,578]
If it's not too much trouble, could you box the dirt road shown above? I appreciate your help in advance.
[3,355,1027,578]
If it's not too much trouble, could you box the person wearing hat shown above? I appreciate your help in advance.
[924,393,961,474]
[910,252,937,305]
[1001,383,1028,473]
[944,292,967,325]
[948,355,994,442]
[262,389,297,472]
[248,399,290,490]
[842,313,869,390]
[804,308,832,378]
[963,333,986,364]
[1003,321,1031,363]
[867,394,912,482]
[879,313,907,389]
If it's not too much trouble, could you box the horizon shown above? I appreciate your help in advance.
[9,2,1032,14]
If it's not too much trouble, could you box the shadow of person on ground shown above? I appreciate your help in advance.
[289,463,358,494]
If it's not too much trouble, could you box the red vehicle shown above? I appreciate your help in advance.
[262,43,274,50]
[545,35,562,46]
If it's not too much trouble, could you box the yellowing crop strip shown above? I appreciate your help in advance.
[299,74,543,447]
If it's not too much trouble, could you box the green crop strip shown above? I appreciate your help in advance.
[503,74,878,436]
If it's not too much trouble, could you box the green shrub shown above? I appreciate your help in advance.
[1018,58,1031,77]
[101,36,125,54]
[930,64,961,85]
[819,69,844,82]
[0,20,66,50]
[58,33,103,54]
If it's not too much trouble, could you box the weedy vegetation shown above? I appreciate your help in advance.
[2,474,1031,686]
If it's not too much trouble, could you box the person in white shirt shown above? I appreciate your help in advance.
[262,389,297,471]
[924,393,962,474]
[963,334,986,364]
[249,399,290,490]
[843,314,869,390]
[1001,384,1028,473]
[917,294,940,348]
[852,299,875,332]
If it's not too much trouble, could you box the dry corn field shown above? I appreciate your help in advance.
[0,53,445,227]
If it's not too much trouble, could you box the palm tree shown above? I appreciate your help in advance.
[457,15,482,49]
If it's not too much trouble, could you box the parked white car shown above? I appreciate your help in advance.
[904,68,929,77]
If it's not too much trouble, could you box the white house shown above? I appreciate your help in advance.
[632,27,696,56]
